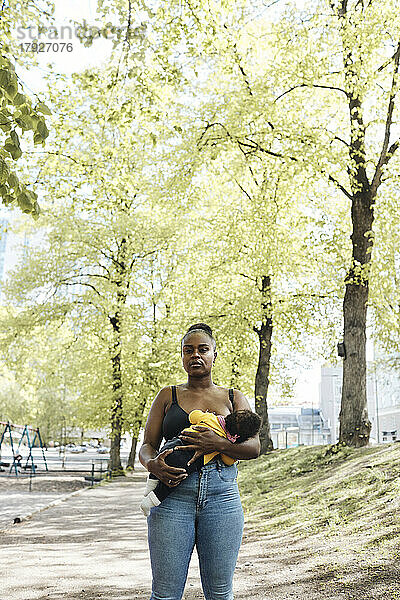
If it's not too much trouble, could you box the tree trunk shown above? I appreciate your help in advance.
[108,237,131,474]
[337,6,377,447]
[127,436,138,469]
[339,193,373,446]
[254,275,274,454]
[128,382,152,467]
[109,326,124,474]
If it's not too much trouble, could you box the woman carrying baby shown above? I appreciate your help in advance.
[139,322,261,600]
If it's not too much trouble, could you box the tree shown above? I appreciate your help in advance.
[180,147,346,451]
[0,311,79,442]
[161,0,400,447]
[1,52,198,471]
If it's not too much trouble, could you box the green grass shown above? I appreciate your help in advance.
[238,442,400,546]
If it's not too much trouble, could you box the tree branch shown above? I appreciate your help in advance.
[232,176,253,202]
[66,272,110,282]
[274,83,348,103]
[237,138,297,162]
[333,135,350,148]
[371,40,400,197]
[239,272,258,283]
[125,0,132,47]
[59,279,103,298]
[328,174,353,200]
[26,150,94,169]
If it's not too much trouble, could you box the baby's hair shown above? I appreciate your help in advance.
[225,409,261,443]
[181,322,216,351]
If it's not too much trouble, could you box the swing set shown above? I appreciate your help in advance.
[0,421,48,477]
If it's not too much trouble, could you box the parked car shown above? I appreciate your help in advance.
[96,446,109,454]
[70,445,87,453]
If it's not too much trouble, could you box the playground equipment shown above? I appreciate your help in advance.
[0,421,48,477]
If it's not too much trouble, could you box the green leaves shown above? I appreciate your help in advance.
[0,69,10,89]
[7,172,18,189]
[4,129,22,159]
[0,53,51,215]
[36,102,52,116]
[0,157,10,183]
[13,92,27,107]
[34,119,49,144]
[17,185,39,214]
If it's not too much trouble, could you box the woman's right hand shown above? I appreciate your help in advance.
[147,449,188,487]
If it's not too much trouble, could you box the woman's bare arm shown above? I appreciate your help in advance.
[139,387,188,487]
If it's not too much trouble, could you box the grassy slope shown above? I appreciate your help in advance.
[238,442,400,587]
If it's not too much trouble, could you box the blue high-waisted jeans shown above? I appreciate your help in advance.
[147,459,244,600]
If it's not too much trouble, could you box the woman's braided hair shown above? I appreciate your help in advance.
[181,322,216,350]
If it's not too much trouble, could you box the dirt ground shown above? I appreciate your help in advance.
[0,472,399,600]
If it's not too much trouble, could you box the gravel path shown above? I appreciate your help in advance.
[0,472,398,600]
[0,473,90,530]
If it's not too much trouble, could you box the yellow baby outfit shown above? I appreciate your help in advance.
[182,409,236,466]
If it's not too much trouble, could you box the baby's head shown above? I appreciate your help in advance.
[224,409,261,443]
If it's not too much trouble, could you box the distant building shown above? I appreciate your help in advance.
[268,406,331,448]
[319,359,400,443]
[0,211,31,300]
[373,357,400,442]
[319,365,343,444]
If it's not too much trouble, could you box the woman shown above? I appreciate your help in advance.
[139,323,260,600]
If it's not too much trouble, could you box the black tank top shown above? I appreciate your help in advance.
[162,385,234,441]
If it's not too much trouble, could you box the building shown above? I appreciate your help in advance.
[373,357,400,442]
[319,359,400,444]
[0,211,31,299]
[319,365,343,444]
[268,406,331,448]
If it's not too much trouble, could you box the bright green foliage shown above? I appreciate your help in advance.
[0,312,79,441]
[0,2,54,216]
[2,0,400,456]
[370,185,400,356]
[0,58,194,463]
[0,55,50,216]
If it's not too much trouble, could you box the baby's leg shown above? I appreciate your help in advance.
[144,437,183,490]
[143,476,158,496]
[140,438,191,516]
[151,441,196,503]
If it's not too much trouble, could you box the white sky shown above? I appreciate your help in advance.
[18,0,113,92]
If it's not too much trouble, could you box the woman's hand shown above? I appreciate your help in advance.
[178,427,223,466]
[147,449,188,487]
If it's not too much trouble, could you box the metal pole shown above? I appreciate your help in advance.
[311,402,314,446]
[36,428,49,471]
[61,417,66,470]
[374,361,380,443]
[25,426,36,475]
[8,423,19,477]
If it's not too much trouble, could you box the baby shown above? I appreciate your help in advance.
[140,408,261,516]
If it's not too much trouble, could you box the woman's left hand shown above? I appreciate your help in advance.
[177,427,222,466]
